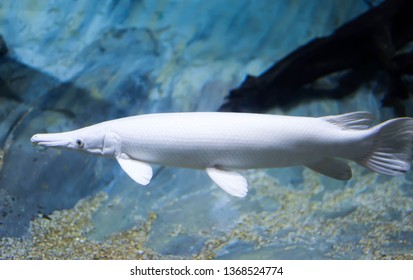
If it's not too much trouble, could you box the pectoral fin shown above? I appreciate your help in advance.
[206,167,248,197]
[117,154,153,185]
[306,158,352,180]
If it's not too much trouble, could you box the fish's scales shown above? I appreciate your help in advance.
[30,112,413,197]
[110,113,349,170]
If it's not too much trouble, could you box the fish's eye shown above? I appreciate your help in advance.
[75,138,84,148]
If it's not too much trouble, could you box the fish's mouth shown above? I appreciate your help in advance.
[31,134,71,147]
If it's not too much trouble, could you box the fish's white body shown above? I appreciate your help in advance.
[31,112,413,197]
[108,113,365,169]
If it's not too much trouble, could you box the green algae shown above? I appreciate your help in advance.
[0,192,161,259]
[193,168,413,259]
[1,166,413,259]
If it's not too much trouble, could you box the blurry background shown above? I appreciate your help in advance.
[1,0,413,259]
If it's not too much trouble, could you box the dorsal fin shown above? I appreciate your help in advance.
[321,111,374,130]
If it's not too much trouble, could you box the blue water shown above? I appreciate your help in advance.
[1,0,412,259]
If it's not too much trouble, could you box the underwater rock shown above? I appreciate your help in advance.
[0,192,161,259]
[3,170,412,259]
[0,23,168,237]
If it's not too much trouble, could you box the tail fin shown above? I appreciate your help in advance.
[357,118,413,176]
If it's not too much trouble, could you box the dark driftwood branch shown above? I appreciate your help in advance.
[0,34,8,57]
[219,0,413,114]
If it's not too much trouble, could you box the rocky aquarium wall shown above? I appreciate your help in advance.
[1,0,413,259]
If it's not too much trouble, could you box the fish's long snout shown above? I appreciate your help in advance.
[31,133,71,147]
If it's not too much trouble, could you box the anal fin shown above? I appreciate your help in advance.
[206,167,248,197]
[117,154,153,185]
[306,158,352,180]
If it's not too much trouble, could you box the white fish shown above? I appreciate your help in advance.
[31,111,413,197]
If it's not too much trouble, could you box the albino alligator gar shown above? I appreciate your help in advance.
[31,111,413,197]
